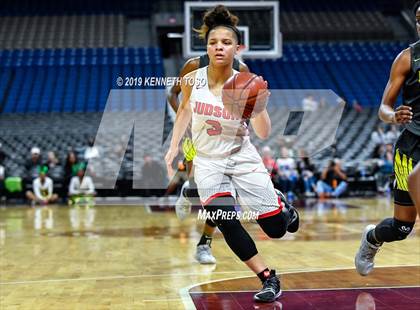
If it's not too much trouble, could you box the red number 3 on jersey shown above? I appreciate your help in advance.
[205,120,222,136]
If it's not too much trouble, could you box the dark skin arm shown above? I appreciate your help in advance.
[334,165,347,181]
[167,57,200,113]
[321,166,329,180]
[378,48,413,124]
[167,57,249,112]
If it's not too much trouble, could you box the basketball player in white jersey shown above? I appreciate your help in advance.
[165,5,299,303]
[166,6,249,265]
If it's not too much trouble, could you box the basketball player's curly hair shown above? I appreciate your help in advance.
[194,5,240,42]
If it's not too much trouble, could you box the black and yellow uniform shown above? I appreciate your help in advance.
[394,40,420,206]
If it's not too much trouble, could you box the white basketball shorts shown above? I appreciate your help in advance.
[193,140,283,219]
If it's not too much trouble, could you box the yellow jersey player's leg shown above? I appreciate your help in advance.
[355,2,420,276]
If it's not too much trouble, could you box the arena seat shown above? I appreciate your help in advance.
[0,47,164,113]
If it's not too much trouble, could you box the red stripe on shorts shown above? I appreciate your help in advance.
[257,208,281,219]
[257,195,284,219]
[277,195,284,211]
[201,192,233,207]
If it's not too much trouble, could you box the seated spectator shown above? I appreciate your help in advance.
[371,125,387,159]
[352,99,363,113]
[25,147,44,181]
[384,125,400,145]
[26,166,59,206]
[371,125,386,146]
[0,143,5,163]
[68,163,96,205]
[302,94,319,111]
[375,144,394,192]
[276,147,298,200]
[166,159,188,195]
[296,149,316,197]
[261,146,279,182]
[84,137,100,161]
[46,151,62,180]
[63,151,79,197]
[316,159,348,198]
[140,154,166,197]
[46,151,60,169]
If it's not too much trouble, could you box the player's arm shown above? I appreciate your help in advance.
[68,177,79,195]
[321,166,329,180]
[334,165,347,181]
[167,58,199,112]
[250,79,271,139]
[84,177,95,195]
[46,179,53,200]
[379,48,413,124]
[33,180,42,200]
[165,72,194,172]
[250,110,271,140]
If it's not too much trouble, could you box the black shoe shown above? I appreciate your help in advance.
[286,203,299,233]
[275,189,299,233]
[254,270,282,303]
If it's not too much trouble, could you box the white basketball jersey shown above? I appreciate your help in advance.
[189,66,249,158]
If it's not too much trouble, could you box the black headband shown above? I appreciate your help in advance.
[205,24,241,45]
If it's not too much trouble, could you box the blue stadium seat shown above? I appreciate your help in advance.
[1,46,165,113]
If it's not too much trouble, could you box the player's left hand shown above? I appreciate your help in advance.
[253,78,271,117]
[393,105,412,124]
[165,146,179,174]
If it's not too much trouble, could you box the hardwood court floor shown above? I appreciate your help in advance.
[0,197,419,309]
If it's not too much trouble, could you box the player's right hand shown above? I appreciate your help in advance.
[393,105,412,124]
[165,146,179,174]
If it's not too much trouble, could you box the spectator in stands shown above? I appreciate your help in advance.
[166,159,188,195]
[371,125,386,146]
[261,146,279,184]
[0,143,5,163]
[84,137,99,161]
[302,94,319,111]
[296,149,317,197]
[384,125,400,145]
[375,143,393,192]
[63,151,79,199]
[352,99,363,113]
[276,147,298,200]
[68,163,96,205]
[26,166,59,206]
[25,147,44,180]
[141,154,166,196]
[46,151,62,180]
[316,159,348,198]
[46,151,60,168]
[371,125,387,158]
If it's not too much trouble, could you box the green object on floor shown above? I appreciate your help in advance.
[69,195,95,206]
[5,177,22,193]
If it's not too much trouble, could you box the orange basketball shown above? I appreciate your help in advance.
[222,72,268,119]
